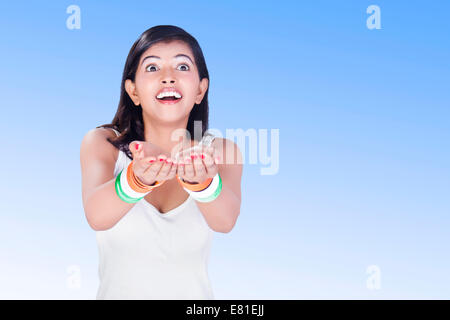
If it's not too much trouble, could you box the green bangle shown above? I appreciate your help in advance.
[194,174,223,203]
[115,171,143,203]
[116,175,142,203]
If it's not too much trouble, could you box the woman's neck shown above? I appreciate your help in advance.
[143,117,197,155]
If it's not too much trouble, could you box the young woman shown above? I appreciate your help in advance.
[79,25,243,299]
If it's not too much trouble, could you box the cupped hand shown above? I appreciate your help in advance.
[129,141,178,186]
[176,145,221,184]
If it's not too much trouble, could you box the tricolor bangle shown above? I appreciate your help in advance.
[177,173,222,203]
[115,161,164,203]
[115,171,142,203]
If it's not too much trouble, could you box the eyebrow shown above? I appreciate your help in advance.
[141,54,194,66]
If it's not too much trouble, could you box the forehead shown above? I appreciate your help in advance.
[139,40,194,63]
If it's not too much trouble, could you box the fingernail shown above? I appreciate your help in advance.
[148,159,156,163]
[200,153,205,159]
[135,143,140,150]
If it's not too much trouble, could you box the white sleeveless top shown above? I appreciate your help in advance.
[95,128,215,300]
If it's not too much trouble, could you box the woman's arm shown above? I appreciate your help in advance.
[194,138,243,233]
[80,128,136,231]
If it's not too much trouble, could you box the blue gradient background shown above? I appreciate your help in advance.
[0,0,449,299]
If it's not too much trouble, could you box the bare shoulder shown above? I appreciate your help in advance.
[97,127,119,142]
[79,127,121,208]
[80,127,119,164]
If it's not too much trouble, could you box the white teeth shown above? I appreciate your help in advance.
[156,91,182,99]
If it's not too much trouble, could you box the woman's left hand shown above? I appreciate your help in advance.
[176,145,221,184]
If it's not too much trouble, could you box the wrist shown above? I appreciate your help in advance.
[181,178,199,185]
[181,173,222,203]
[114,162,165,204]
[177,174,211,191]
[136,176,157,187]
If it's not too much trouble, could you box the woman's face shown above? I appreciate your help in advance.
[125,40,208,123]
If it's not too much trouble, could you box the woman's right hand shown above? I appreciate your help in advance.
[128,141,178,186]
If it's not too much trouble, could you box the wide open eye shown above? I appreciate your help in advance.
[177,64,190,71]
[146,64,158,72]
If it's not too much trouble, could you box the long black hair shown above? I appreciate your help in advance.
[97,25,210,160]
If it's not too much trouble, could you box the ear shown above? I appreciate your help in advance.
[194,77,209,105]
[125,79,140,106]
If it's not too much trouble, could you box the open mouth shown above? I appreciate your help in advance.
[157,96,182,101]
[156,95,183,104]
[155,88,183,104]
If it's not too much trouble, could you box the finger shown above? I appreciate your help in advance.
[129,141,141,159]
[192,152,206,177]
[132,152,151,176]
[143,154,166,177]
[176,161,185,179]
[166,159,178,180]
[183,156,195,180]
[146,156,157,164]
[137,143,147,160]
[136,156,157,171]
[129,141,139,152]
[201,146,218,165]
[201,149,216,176]
[158,157,174,179]
[207,146,221,165]
[175,146,192,163]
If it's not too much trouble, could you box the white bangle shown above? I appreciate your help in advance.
[184,173,220,200]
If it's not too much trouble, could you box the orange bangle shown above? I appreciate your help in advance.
[176,174,212,192]
[127,162,153,192]
[127,161,165,193]
[132,167,158,189]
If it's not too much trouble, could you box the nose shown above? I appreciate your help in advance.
[160,69,176,84]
